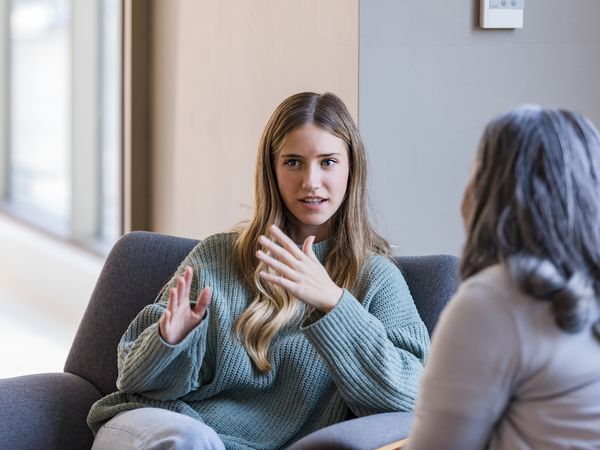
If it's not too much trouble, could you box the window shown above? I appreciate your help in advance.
[0,0,121,252]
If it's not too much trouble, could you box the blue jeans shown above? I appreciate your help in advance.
[92,407,226,450]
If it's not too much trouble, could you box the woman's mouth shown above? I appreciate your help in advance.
[301,197,326,204]
[300,197,327,209]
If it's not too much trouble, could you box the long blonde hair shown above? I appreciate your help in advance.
[234,92,390,372]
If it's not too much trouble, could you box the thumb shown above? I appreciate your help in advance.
[302,235,316,258]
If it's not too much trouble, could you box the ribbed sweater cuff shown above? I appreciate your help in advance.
[300,291,422,411]
[300,289,373,353]
[156,313,209,351]
[118,313,209,390]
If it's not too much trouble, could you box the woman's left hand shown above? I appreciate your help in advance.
[256,225,343,313]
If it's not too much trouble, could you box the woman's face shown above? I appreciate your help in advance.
[275,123,350,243]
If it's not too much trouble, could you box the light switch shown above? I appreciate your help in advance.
[480,0,524,29]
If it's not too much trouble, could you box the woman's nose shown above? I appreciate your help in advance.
[301,166,321,192]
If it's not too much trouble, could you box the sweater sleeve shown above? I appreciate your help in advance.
[115,246,210,400]
[301,258,430,416]
[407,278,519,450]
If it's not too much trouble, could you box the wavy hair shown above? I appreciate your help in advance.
[461,105,600,339]
[233,92,390,372]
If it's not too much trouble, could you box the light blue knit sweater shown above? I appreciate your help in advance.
[87,232,430,449]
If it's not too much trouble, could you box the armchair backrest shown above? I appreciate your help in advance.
[65,232,197,395]
[394,255,459,335]
[65,232,459,396]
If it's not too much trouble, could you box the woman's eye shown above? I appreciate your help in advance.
[322,158,336,167]
[285,159,300,167]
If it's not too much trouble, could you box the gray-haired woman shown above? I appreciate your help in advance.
[409,106,600,449]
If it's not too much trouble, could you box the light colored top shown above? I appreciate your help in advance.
[409,263,600,450]
[87,232,430,450]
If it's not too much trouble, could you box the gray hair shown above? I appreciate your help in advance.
[461,105,600,339]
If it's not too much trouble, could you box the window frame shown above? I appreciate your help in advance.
[0,0,123,255]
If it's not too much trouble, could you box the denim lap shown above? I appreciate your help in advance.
[92,407,226,450]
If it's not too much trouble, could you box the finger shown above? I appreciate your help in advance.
[259,270,297,293]
[269,225,305,259]
[167,287,178,315]
[258,235,298,267]
[193,287,212,315]
[302,235,316,258]
[256,249,300,281]
[183,266,193,300]
[176,276,186,307]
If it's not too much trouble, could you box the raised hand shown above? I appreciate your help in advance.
[256,225,343,313]
[159,265,213,345]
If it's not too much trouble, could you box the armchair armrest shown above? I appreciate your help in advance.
[0,372,101,450]
[288,411,413,450]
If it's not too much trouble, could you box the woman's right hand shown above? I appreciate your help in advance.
[159,265,212,345]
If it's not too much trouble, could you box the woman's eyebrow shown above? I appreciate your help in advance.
[279,152,342,158]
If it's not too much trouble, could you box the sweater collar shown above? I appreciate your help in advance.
[295,238,332,264]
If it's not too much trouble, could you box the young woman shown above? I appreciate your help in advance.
[408,106,600,449]
[88,92,430,449]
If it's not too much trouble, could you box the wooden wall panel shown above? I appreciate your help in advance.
[150,0,358,238]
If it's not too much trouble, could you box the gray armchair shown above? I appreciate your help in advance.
[0,232,458,450]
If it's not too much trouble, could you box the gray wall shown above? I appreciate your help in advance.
[360,0,600,256]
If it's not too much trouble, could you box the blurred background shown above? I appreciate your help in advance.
[0,0,118,377]
[1,0,599,378]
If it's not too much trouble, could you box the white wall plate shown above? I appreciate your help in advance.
[480,0,524,29]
